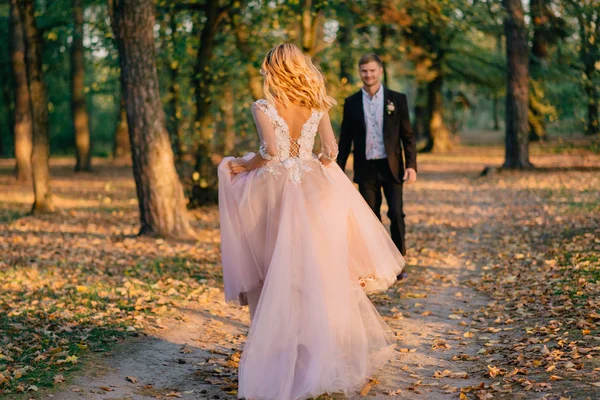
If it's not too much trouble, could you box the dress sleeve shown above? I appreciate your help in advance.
[251,101,278,160]
[317,111,339,161]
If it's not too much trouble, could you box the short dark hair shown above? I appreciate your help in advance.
[358,53,383,68]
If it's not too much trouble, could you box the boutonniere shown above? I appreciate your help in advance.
[386,100,395,115]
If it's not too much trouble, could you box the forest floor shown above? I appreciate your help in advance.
[1,141,599,400]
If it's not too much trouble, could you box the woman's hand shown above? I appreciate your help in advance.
[318,153,334,168]
[229,158,248,175]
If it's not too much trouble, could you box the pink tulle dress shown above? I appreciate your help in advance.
[218,99,405,400]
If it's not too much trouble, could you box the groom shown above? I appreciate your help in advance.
[337,53,417,273]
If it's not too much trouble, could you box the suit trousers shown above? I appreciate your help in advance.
[358,159,406,256]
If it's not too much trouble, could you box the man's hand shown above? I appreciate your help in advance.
[403,168,417,184]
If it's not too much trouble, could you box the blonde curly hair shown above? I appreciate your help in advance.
[261,43,336,111]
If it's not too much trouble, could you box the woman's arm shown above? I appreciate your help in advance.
[229,153,269,175]
[230,102,278,175]
[317,111,338,167]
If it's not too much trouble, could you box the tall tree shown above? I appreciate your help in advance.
[222,84,235,154]
[20,0,55,211]
[71,0,91,171]
[531,0,552,63]
[377,0,391,87]
[337,11,356,88]
[492,33,503,131]
[0,69,11,157]
[9,0,33,182]
[384,0,468,152]
[193,1,226,141]
[566,0,599,136]
[230,3,263,101]
[503,0,532,168]
[191,2,231,200]
[300,0,323,57]
[107,0,130,161]
[165,10,184,160]
[110,0,194,238]
[529,0,564,141]
[112,95,130,160]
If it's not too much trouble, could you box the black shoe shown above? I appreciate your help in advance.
[396,271,408,281]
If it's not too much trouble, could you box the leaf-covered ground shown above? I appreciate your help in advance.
[0,143,598,399]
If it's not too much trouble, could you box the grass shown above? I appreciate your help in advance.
[0,303,132,394]
[0,257,214,396]
[0,209,27,224]
[541,139,600,155]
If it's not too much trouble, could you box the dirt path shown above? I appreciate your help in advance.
[53,291,249,400]
[52,252,491,400]
[52,262,491,400]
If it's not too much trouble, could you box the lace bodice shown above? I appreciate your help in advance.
[251,99,339,185]
[253,99,323,161]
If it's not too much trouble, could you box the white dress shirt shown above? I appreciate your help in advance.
[362,85,387,160]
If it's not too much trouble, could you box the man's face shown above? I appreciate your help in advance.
[359,61,383,87]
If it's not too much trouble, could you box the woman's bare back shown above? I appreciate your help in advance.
[274,103,314,140]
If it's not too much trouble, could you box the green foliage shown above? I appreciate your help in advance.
[0,0,596,161]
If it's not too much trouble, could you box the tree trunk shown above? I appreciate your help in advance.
[530,0,550,62]
[231,10,263,100]
[379,25,390,87]
[107,0,130,162]
[111,0,194,238]
[338,18,355,87]
[492,95,500,130]
[377,0,389,87]
[493,33,502,131]
[528,0,551,141]
[426,74,452,153]
[191,4,223,205]
[72,0,91,171]
[112,95,130,159]
[0,75,10,157]
[9,0,33,181]
[222,85,235,154]
[576,8,599,136]
[585,75,599,135]
[301,0,316,56]
[503,0,532,169]
[166,12,184,160]
[167,61,183,161]
[20,0,54,212]
[193,1,219,142]
[413,83,428,141]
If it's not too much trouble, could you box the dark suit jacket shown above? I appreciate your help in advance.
[337,88,417,184]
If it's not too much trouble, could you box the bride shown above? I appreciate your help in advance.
[218,43,405,400]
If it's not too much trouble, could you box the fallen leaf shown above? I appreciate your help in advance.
[434,370,469,379]
[359,378,379,396]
